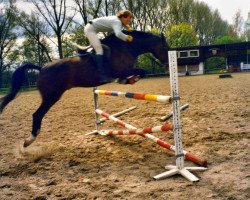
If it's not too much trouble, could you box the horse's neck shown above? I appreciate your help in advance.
[103,35,155,57]
[133,40,155,56]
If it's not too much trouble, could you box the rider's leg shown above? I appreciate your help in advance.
[84,24,111,83]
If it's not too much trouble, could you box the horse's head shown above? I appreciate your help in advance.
[150,33,169,66]
[126,31,169,66]
[102,30,169,69]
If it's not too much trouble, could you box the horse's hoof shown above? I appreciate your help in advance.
[23,136,36,147]
[23,140,31,148]
[127,75,140,84]
[118,75,140,85]
[23,141,30,148]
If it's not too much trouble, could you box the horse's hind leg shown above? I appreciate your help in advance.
[23,93,63,147]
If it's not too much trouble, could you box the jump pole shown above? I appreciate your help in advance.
[99,106,137,123]
[98,123,172,136]
[153,51,207,181]
[94,90,171,103]
[95,108,207,167]
[86,88,137,135]
[161,103,189,121]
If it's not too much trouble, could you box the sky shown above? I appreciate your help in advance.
[2,0,250,25]
[199,0,250,24]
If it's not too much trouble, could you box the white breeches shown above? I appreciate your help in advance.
[84,23,103,55]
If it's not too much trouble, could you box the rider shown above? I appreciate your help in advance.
[84,10,134,83]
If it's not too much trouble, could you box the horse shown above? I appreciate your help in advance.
[0,30,169,147]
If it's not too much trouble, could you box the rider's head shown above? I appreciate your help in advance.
[117,10,133,26]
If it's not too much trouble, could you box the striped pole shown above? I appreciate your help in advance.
[95,109,137,130]
[99,106,137,123]
[99,124,172,135]
[142,134,207,167]
[86,107,137,135]
[96,109,207,167]
[161,104,189,121]
[95,90,171,103]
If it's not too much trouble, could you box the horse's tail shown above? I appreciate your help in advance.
[0,63,42,113]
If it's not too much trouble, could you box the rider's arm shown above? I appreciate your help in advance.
[112,22,130,42]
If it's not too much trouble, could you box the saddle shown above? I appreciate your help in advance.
[75,44,141,85]
[77,44,111,58]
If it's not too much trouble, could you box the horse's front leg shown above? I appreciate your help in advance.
[115,68,147,84]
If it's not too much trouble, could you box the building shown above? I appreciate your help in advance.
[171,41,250,75]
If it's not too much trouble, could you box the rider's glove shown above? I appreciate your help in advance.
[127,35,133,42]
[127,26,133,31]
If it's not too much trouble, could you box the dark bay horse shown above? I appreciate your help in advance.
[0,30,169,147]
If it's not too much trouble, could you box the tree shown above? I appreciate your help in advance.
[167,0,194,25]
[0,0,18,88]
[16,11,53,65]
[226,11,245,42]
[208,10,228,44]
[166,0,228,45]
[192,1,228,45]
[28,0,76,59]
[20,37,52,65]
[166,23,198,48]
[214,35,243,44]
[123,0,168,32]
[68,25,88,46]
[72,0,89,25]
[73,0,103,26]
[232,9,244,37]
[243,12,250,41]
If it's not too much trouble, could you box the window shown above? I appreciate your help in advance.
[177,50,200,58]
[179,51,188,58]
[189,50,199,57]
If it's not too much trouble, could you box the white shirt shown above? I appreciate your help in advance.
[91,16,128,41]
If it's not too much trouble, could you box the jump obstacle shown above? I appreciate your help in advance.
[87,51,207,182]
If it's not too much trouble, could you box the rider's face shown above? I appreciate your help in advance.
[121,16,132,26]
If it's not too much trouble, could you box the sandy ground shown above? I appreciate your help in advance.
[0,73,249,200]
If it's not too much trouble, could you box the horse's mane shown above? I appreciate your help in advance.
[102,30,158,43]
[123,30,157,38]
[101,30,160,53]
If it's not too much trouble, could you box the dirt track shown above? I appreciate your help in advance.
[0,73,249,200]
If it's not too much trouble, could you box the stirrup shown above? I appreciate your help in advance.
[99,75,112,84]
[99,79,111,84]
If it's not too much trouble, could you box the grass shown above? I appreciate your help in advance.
[0,86,37,95]
[205,69,227,74]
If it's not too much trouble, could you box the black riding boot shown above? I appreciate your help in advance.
[95,54,111,84]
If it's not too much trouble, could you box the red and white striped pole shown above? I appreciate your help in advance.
[99,123,172,135]
[95,109,137,130]
[95,109,207,167]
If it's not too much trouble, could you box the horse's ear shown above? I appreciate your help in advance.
[161,33,166,40]
[160,33,167,44]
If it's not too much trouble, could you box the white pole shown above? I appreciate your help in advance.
[154,51,207,182]
[169,51,184,169]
